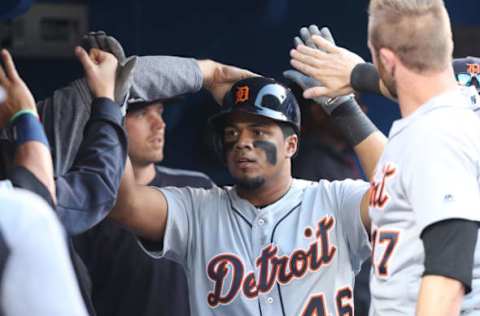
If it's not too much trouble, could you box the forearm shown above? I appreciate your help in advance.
[110,159,168,241]
[14,143,56,204]
[109,158,138,224]
[130,56,203,101]
[11,112,56,202]
[416,275,464,316]
[353,131,387,180]
[329,98,386,180]
[55,98,127,235]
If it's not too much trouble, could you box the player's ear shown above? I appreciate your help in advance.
[285,134,298,158]
[379,48,396,75]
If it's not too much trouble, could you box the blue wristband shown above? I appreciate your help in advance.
[10,113,50,148]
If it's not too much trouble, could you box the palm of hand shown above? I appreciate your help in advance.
[208,64,256,105]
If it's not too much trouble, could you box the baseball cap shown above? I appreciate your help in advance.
[126,96,181,113]
[453,56,480,92]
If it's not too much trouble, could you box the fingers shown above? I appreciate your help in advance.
[0,60,7,87]
[320,27,336,45]
[89,48,115,65]
[75,46,96,75]
[290,45,327,69]
[283,70,320,90]
[308,25,321,37]
[231,67,257,80]
[290,58,319,79]
[294,36,304,48]
[1,49,20,82]
[304,86,331,99]
[310,35,339,53]
[89,32,101,49]
[89,47,104,63]
[0,86,5,104]
[107,36,126,61]
[300,27,316,49]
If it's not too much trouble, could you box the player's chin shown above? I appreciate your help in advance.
[232,174,265,190]
[142,150,164,164]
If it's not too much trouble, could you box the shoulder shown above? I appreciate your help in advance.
[154,165,214,189]
[408,106,480,147]
[294,178,369,199]
[158,183,226,203]
[0,188,61,242]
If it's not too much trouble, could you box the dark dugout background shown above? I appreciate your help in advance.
[2,0,479,184]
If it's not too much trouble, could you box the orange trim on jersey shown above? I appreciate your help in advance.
[375,229,401,278]
[301,293,328,316]
[335,286,354,316]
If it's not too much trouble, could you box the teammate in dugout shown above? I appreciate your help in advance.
[290,0,480,315]
[108,72,387,315]
[0,50,87,315]
[75,97,214,316]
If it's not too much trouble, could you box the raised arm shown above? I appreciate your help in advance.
[289,25,395,101]
[0,49,55,203]
[285,26,387,231]
[109,158,169,241]
[52,47,128,235]
[285,27,386,181]
[109,61,255,241]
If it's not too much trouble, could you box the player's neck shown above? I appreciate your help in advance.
[397,66,458,118]
[131,162,156,185]
[236,170,293,207]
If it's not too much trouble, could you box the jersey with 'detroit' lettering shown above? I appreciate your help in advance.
[368,88,480,315]
[140,178,370,316]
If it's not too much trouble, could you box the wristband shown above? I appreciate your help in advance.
[9,109,39,124]
[331,98,378,146]
[350,63,382,96]
[10,112,49,148]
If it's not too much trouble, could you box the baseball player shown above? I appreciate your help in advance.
[0,46,129,315]
[75,98,214,316]
[0,51,86,316]
[290,1,480,315]
[109,75,387,315]
[0,184,88,316]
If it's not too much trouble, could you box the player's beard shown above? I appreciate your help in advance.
[233,175,266,191]
[227,140,277,191]
[376,51,398,100]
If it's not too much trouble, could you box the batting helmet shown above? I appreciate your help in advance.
[453,56,480,93]
[208,76,301,160]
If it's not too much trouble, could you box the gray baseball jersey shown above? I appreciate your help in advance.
[368,88,480,315]
[140,178,370,315]
[0,182,88,316]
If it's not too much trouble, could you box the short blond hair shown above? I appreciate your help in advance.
[368,0,453,73]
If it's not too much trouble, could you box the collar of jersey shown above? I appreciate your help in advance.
[388,87,473,139]
[226,179,309,224]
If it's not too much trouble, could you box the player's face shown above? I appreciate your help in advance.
[223,112,296,190]
[125,103,166,166]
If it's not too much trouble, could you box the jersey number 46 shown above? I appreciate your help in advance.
[301,287,353,316]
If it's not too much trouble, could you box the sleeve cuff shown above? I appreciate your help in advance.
[90,97,123,125]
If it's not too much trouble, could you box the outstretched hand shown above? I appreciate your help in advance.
[290,34,364,99]
[81,31,137,105]
[0,49,37,128]
[75,46,118,100]
[198,60,257,104]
